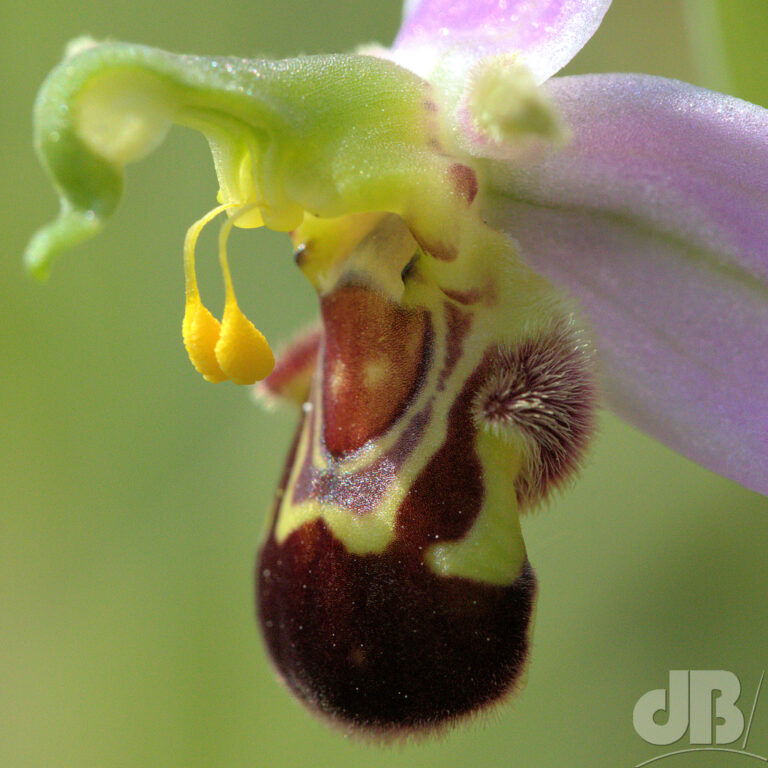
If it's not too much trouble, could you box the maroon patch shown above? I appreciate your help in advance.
[320,284,431,456]
[394,358,489,543]
[258,521,536,732]
[440,286,486,305]
[449,163,478,205]
[410,229,458,262]
[437,302,472,391]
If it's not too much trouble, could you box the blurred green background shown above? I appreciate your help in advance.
[2,1,766,766]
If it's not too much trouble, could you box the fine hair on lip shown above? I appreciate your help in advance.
[475,318,597,509]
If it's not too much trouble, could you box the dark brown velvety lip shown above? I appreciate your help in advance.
[257,520,536,732]
[257,343,535,732]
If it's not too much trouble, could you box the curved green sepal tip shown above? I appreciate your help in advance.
[24,208,103,280]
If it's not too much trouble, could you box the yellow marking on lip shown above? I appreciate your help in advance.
[363,357,388,388]
[425,430,526,585]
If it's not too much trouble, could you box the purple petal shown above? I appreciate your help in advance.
[482,74,768,495]
[392,0,612,84]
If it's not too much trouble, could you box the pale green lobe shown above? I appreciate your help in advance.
[25,42,447,278]
[426,430,527,585]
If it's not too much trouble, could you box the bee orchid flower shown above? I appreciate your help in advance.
[26,0,768,736]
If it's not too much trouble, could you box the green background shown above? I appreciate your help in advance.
[2,1,766,766]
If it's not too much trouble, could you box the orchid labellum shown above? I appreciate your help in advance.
[26,0,768,736]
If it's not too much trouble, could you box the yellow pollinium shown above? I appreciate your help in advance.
[182,204,275,385]
[215,214,274,384]
[183,297,228,382]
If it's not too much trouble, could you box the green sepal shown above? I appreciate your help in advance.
[25,40,450,277]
